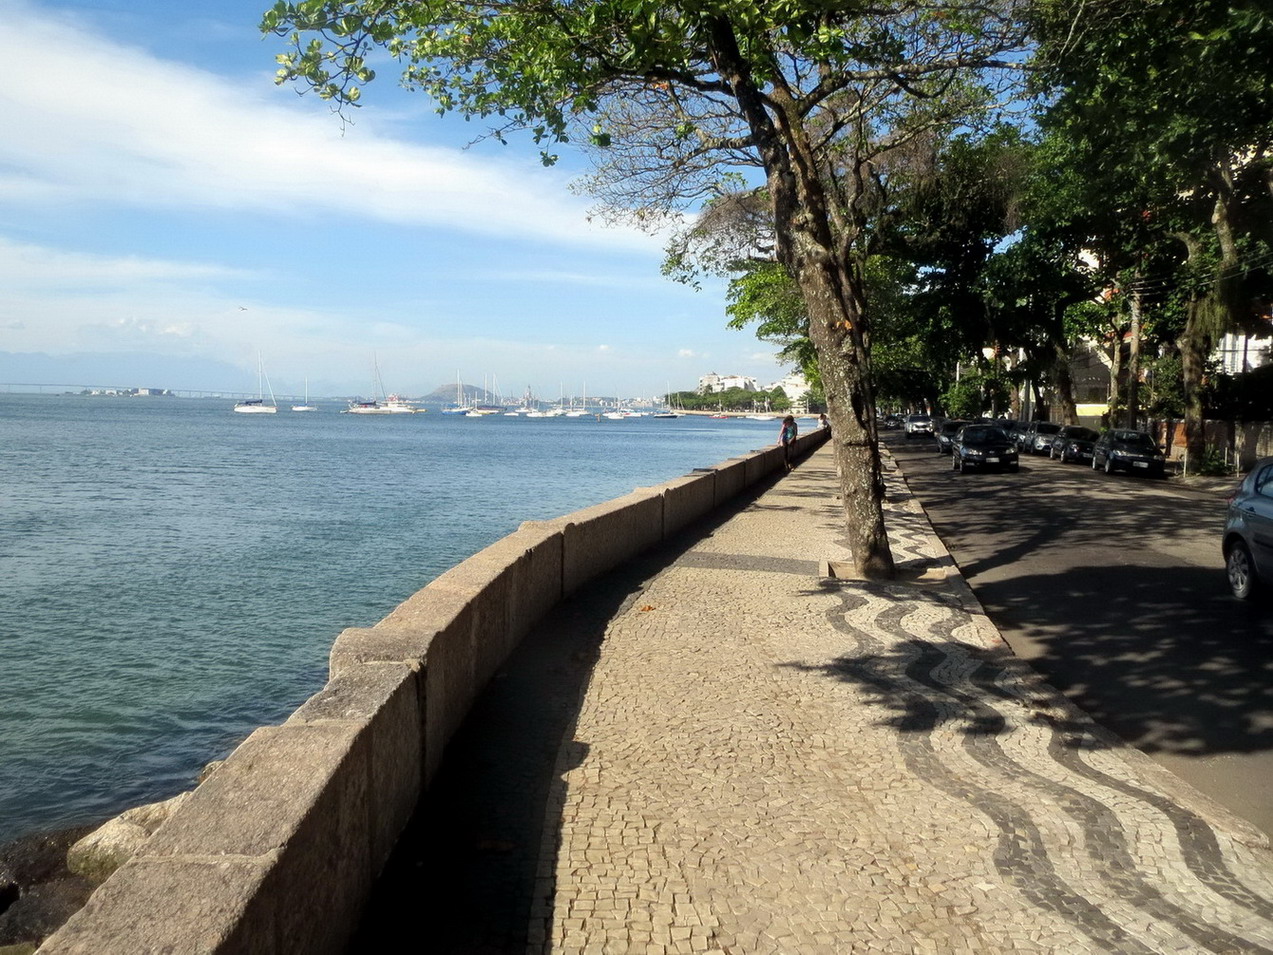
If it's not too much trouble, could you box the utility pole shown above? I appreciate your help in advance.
[1127,279,1143,430]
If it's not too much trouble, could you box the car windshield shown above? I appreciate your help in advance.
[940,421,964,434]
[1112,431,1158,451]
[961,427,1010,445]
[907,414,929,422]
[1063,427,1099,441]
[1036,423,1061,435]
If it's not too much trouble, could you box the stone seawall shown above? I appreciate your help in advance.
[36,427,829,954]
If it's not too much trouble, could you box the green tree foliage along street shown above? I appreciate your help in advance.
[1031,0,1273,467]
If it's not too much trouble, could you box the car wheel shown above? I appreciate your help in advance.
[1226,541,1259,600]
[1091,454,1099,470]
[1104,456,1114,475]
[1009,463,1019,473]
[951,454,959,472]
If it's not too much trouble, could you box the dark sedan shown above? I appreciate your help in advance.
[1092,430,1167,477]
[934,419,968,455]
[1049,426,1100,464]
[952,425,1019,473]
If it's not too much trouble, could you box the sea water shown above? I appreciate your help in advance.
[0,395,779,844]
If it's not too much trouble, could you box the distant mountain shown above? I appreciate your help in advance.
[422,382,488,404]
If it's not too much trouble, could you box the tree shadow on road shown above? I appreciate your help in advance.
[973,563,1273,760]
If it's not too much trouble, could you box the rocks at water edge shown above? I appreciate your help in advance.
[0,826,94,951]
[65,792,191,885]
[0,788,195,950]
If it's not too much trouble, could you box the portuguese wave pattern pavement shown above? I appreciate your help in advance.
[528,443,1273,954]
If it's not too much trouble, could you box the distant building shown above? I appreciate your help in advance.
[697,372,760,394]
[766,372,810,402]
[1216,318,1272,375]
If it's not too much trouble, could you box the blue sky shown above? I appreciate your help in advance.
[0,0,790,399]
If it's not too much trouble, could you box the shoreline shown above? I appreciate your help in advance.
[0,825,97,952]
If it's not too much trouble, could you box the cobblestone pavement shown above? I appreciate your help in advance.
[529,443,1273,955]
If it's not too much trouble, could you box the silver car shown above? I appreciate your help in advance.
[904,414,933,439]
[1223,456,1273,600]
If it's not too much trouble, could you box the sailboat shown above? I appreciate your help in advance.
[234,354,278,414]
[343,354,422,414]
[441,372,473,414]
[652,383,680,418]
[564,381,588,417]
[292,378,317,412]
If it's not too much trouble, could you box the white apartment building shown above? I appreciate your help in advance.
[697,372,760,394]
[767,372,810,401]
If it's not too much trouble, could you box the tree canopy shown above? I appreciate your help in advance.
[266,0,1034,576]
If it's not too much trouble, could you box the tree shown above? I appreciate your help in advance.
[265,0,1031,577]
[1032,0,1273,468]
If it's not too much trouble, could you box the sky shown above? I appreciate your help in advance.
[0,0,791,400]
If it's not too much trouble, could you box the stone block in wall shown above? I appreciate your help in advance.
[287,663,421,870]
[509,520,566,627]
[558,490,664,595]
[328,625,431,679]
[745,446,783,484]
[426,557,513,696]
[36,858,275,955]
[136,722,373,955]
[654,471,716,538]
[711,459,748,507]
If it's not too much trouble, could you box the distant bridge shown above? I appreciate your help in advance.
[0,382,283,400]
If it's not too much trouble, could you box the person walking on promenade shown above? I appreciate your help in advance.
[819,413,829,429]
[779,414,798,471]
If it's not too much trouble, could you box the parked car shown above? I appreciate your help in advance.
[1223,457,1273,600]
[882,414,903,430]
[1003,421,1030,445]
[951,425,1019,473]
[934,419,968,455]
[1049,426,1100,464]
[904,413,933,439]
[1022,421,1062,454]
[1092,430,1167,477]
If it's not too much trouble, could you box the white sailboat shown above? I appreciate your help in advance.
[292,378,317,412]
[344,354,423,414]
[441,372,472,414]
[564,381,588,417]
[234,354,278,414]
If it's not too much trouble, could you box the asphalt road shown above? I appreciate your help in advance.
[886,431,1273,838]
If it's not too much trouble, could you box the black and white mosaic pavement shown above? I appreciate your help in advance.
[531,445,1273,954]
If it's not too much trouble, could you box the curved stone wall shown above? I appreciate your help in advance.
[37,427,828,954]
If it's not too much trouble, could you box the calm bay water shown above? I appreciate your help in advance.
[0,394,778,844]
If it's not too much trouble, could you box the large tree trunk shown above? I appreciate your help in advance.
[1106,323,1123,428]
[800,258,894,578]
[1052,342,1078,425]
[1178,308,1208,471]
[707,16,895,578]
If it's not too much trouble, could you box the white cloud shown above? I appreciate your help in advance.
[476,268,669,288]
[0,237,259,292]
[678,349,700,358]
[0,2,658,250]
